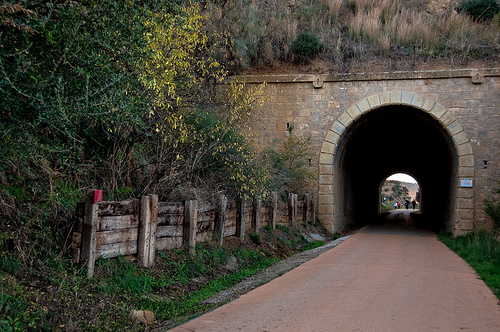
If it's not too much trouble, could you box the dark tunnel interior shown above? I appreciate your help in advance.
[334,105,458,232]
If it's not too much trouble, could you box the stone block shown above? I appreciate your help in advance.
[456,208,474,220]
[319,174,334,185]
[430,103,446,119]
[453,131,469,146]
[325,130,340,145]
[330,120,345,135]
[321,141,335,154]
[401,91,414,105]
[457,143,473,156]
[318,204,334,215]
[379,91,391,106]
[447,121,464,136]
[457,187,474,198]
[459,154,474,167]
[421,97,435,112]
[319,184,334,194]
[410,93,426,109]
[390,91,402,104]
[459,166,474,177]
[346,104,361,119]
[318,194,334,205]
[367,94,381,109]
[319,164,333,175]
[356,98,371,112]
[440,111,456,127]
[319,152,333,164]
[457,198,474,209]
[338,112,353,127]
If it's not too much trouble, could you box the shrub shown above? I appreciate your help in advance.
[291,31,325,60]
[459,0,500,21]
[485,201,500,228]
[248,231,262,245]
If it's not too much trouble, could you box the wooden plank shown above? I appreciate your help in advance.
[198,220,212,232]
[156,225,183,238]
[158,202,184,215]
[199,202,216,213]
[196,232,213,243]
[96,228,138,247]
[157,214,183,226]
[223,225,236,237]
[99,215,139,231]
[98,199,140,216]
[155,237,183,251]
[96,241,137,259]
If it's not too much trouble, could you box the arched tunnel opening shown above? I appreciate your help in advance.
[334,105,458,233]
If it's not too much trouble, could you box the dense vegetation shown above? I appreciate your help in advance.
[0,0,499,330]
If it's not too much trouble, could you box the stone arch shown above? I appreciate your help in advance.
[318,91,474,235]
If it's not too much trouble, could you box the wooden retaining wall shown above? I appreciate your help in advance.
[71,190,315,277]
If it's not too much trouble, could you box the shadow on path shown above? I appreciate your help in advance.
[364,210,435,237]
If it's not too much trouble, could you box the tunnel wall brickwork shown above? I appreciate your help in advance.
[243,69,500,235]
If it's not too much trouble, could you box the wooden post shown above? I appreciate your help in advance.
[288,193,297,225]
[303,193,309,224]
[81,189,98,278]
[252,195,261,231]
[148,194,158,267]
[311,191,316,224]
[138,195,151,267]
[215,194,227,247]
[271,191,278,230]
[236,197,246,239]
[184,200,198,255]
[294,194,298,224]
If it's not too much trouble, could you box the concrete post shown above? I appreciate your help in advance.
[252,195,261,231]
[216,194,227,247]
[271,191,278,230]
[138,195,151,267]
[236,197,247,239]
[303,193,309,224]
[81,189,98,278]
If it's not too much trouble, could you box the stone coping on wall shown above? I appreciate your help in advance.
[232,68,500,84]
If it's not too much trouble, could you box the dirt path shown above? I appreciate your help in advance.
[169,212,500,331]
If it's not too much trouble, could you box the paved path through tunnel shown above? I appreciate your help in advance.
[170,211,500,331]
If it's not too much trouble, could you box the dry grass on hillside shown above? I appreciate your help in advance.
[208,0,499,73]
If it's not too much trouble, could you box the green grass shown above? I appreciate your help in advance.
[438,230,500,298]
[301,240,325,251]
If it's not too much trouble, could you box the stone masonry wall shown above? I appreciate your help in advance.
[242,68,500,233]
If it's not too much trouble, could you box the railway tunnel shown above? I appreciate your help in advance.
[333,105,458,232]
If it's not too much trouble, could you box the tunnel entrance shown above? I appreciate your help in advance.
[380,173,419,212]
[333,104,458,233]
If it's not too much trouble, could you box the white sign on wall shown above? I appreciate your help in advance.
[460,178,473,188]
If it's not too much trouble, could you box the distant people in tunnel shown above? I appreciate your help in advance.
[394,202,398,210]
[412,199,416,209]
[404,200,409,209]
